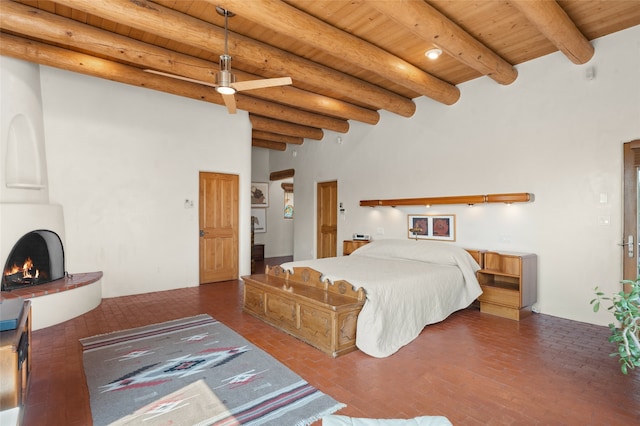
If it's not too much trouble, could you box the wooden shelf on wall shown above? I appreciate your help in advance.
[360,193,533,207]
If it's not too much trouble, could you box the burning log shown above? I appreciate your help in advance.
[4,271,39,286]
[3,256,45,290]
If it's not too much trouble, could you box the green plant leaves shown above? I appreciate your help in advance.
[592,278,640,375]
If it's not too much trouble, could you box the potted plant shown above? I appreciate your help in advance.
[591,277,640,374]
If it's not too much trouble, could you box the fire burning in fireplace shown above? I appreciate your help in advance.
[4,256,43,287]
[2,230,64,292]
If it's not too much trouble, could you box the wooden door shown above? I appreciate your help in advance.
[317,180,337,258]
[199,172,238,283]
[622,141,640,283]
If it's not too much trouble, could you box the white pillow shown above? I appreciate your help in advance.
[351,239,478,269]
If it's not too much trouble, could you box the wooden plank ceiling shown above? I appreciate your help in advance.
[2,0,639,150]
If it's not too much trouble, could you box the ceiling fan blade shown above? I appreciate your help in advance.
[222,93,237,114]
[144,69,218,88]
[232,77,292,92]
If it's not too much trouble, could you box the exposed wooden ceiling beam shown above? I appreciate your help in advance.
[0,34,347,133]
[51,0,417,117]
[213,0,460,105]
[252,138,286,151]
[365,0,518,85]
[252,131,303,145]
[250,115,324,140]
[270,169,295,181]
[236,96,348,133]
[510,0,594,64]
[0,0,379,126]
[281,182,294,192]
[246,85,378,125]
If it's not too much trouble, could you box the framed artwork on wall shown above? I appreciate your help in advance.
[284,192,294,219]
[407,214,456,241]
[251,182,269,208]
[407,215,430,239]
[251,208,266,233]
[431,215,455,241]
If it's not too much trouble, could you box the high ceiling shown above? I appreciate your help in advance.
[2,0,639,150]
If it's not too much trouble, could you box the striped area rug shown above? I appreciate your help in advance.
[81,314,344,426]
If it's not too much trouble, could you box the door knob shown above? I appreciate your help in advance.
[199,230,205,237]
[618,235,634,258]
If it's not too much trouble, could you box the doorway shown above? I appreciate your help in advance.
[622,140,640,283]
[317,180,338,258]
[199,172,239,284]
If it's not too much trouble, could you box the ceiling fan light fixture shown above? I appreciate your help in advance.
[215,61,236,94]
[216,85,236,95]
[425,48,442,60]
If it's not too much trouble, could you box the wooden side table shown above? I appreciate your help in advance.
[0,300,31,412]
[252,243,265,261]
[343,240,370,255]
[477,252,537,320]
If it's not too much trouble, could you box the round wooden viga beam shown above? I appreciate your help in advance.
[51,0,417,117]
[0,35,347,133]
[215,0,460,104]
[0,0,379,125]
[366,0,518,85]
[252,138,286,151]
[252,130,303,145]
[250,115,324,140]
[510,0,594,64]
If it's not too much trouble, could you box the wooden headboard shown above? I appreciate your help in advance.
[465,249,485,269]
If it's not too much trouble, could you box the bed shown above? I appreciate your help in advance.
[243,239,483,358]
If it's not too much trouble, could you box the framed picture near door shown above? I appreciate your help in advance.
[251,182,269,208]
[251,208,266,233]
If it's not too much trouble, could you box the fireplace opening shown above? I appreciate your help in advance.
[2,230,65,291]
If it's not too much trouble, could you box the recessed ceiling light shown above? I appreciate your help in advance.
[425,48,442,60]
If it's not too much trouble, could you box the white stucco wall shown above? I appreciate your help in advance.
[38,67,253,297]
[268,26,640,327]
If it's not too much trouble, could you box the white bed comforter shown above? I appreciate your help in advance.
[280,239,482,358]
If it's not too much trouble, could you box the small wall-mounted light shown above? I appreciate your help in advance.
[409,227,423,241]
[425,48,442,60]
[425,204,431,208]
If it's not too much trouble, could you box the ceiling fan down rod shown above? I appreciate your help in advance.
[216,6,234,57]
[215,7,236,93]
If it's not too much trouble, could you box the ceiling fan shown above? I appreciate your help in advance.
[145,7,292,114]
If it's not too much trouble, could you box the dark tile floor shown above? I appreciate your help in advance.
[21,258,640,425]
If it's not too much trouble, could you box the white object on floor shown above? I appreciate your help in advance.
[322,415,453,426]
[0,407,21,426]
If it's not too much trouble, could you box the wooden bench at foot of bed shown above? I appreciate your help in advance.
[242,265,365,357]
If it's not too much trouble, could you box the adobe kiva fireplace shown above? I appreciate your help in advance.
[2,230,65,291]
[1,56,102,330]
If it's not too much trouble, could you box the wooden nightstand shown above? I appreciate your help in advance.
[343,240,370,255]
[477,252,537,320]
